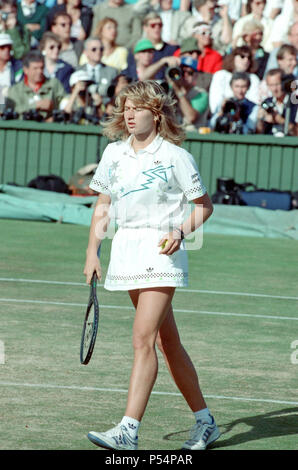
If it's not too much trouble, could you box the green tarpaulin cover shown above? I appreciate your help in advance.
[0,184,298,240]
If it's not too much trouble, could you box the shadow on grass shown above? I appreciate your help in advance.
[163,407,298,450]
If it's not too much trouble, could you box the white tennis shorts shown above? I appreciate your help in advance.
[104,227,188,291]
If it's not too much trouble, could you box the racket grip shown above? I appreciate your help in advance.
[97,244,101,259]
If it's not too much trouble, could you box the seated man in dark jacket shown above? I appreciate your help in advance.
[210,71,258,134]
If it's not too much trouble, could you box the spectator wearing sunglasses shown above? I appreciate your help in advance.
[142,12,179,59]
[125,12,179,81]
[50,12,84,68]
[180,0,233,56]
[39,31,74,93]
[75,37,118,104]
[126,37,180,81]
[45,0,93,41]
[209,46,261,115]
[143,0,191,45]
[191,22,223,74]
[232,0,274,52]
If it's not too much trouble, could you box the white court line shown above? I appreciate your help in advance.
[0,381,297,406]
[0,277,297,301]
[0,297,297,322]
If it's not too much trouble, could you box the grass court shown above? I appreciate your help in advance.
[0,218,297,450]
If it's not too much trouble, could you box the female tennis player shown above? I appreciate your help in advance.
[83,80,220,450]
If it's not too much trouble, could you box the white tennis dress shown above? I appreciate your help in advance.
[89,134,206,291]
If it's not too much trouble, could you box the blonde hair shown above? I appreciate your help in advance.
[102,80,185,146]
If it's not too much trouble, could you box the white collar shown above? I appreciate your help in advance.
[124,134,164,158]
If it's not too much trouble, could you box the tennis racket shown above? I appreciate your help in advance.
[80,271,99,365]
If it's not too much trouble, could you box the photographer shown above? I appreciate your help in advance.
[75,37,118,104]
[59,69,103,124]
[167,56,209,131]
[210,71,258,134]
[5,50,65,121]
[257,68,298,136]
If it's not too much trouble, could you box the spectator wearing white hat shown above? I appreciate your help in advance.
[191,22,223,74]
[180,0,233,55]
[0,32,23,95]
[59,69,103,117]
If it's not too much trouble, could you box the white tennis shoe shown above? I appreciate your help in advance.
[182,417,220,450]
[87,423,138,450]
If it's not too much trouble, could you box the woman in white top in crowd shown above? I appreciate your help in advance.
[209,45,261,114]
[84,80,220,451]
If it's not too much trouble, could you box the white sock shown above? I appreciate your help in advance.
[120,416,140,439]
[194,407,213,424]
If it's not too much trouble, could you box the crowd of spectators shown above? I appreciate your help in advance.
[0,0,297,136]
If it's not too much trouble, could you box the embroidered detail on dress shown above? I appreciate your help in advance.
[91,177,109,192]
[106,272,188,282]
[184,184,205,198]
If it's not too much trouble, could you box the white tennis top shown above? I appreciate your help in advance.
[89,134,206,231]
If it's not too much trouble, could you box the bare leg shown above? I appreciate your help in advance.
[156,305,207,412]
[125,287,175,421]
[128,291,206,415]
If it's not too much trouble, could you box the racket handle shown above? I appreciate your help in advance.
[97,244,101,259]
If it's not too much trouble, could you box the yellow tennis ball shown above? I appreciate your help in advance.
[161,240,168,250]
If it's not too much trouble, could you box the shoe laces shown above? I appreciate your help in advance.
[110,424,136,446]
[188,420,214,444]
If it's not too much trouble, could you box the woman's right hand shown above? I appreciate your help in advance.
[84,253,102,285]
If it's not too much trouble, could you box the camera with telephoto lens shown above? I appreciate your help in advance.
[22,109,44,122]
[1,107,18,120]
[70,107,99,125]
[165,66,182,82]
[215,98,244,134]
[52,109,70,124]
[261,101,276,114]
